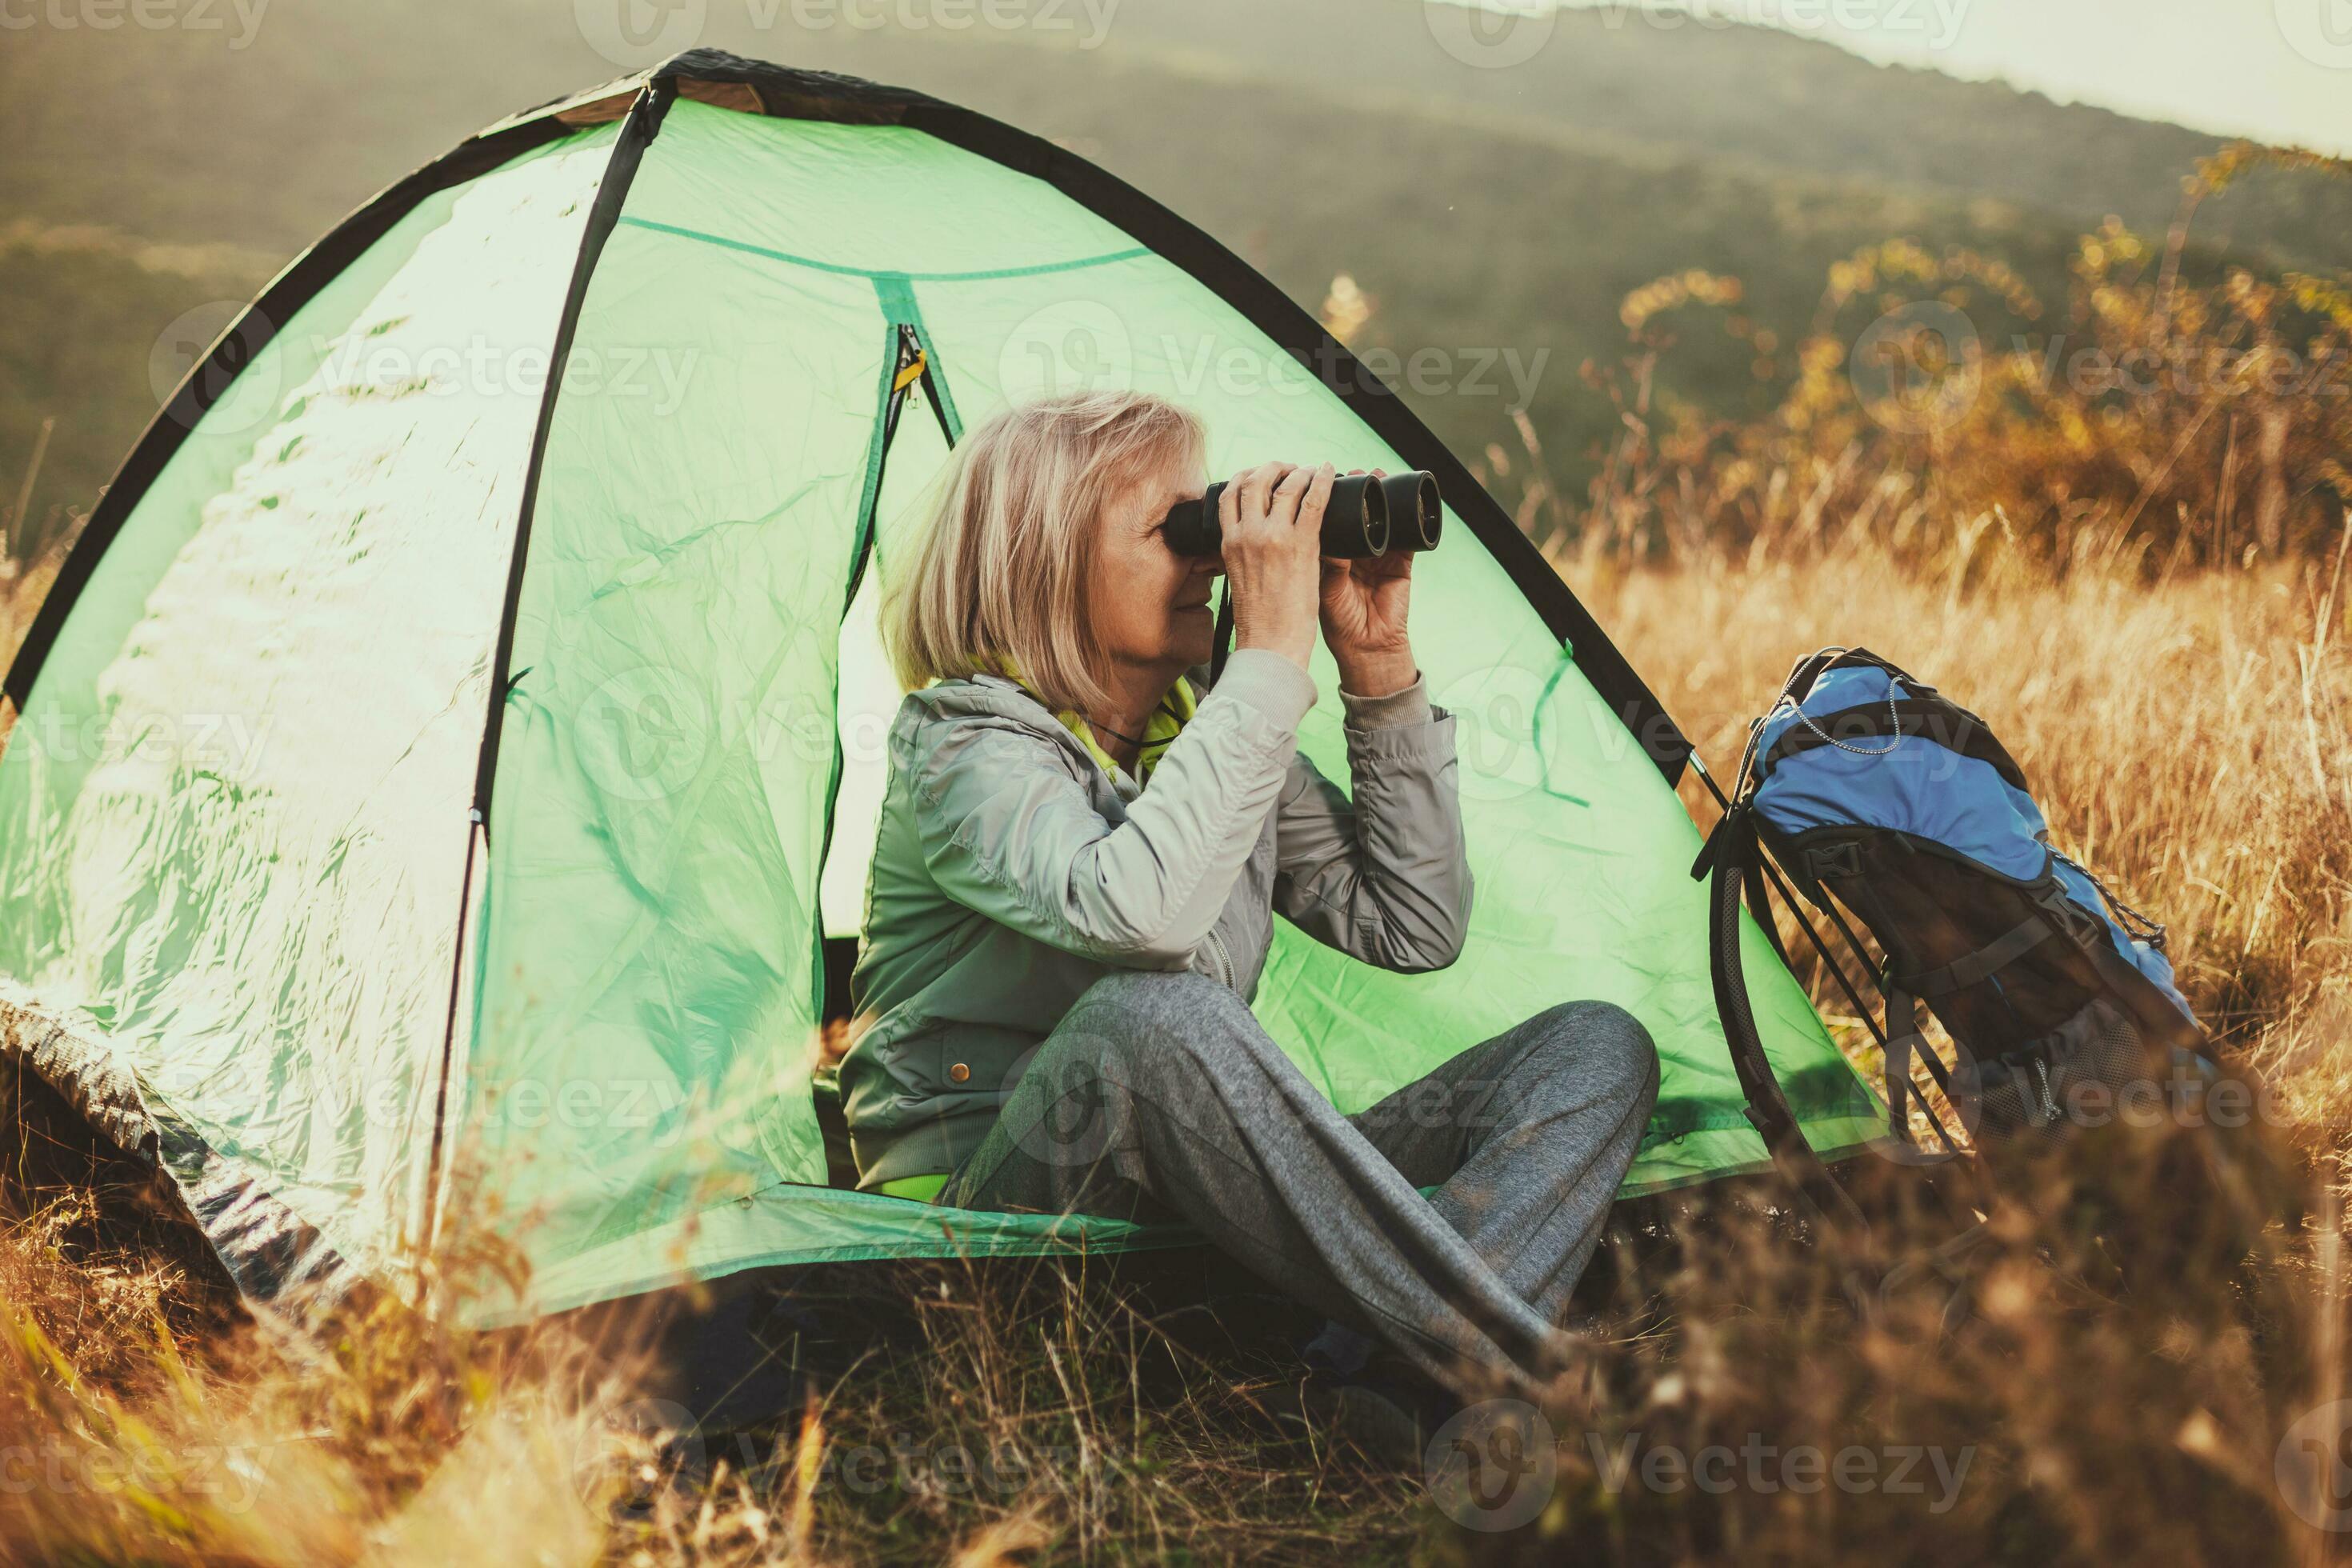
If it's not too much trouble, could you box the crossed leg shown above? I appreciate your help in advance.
[936,971,1659,1391]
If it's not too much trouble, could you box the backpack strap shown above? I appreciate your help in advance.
[1778,646,1934,707]
[1887,915,2054,998]
[1762,646,2032,794]
[1758,700,2030,792]
[1882,978,1914,1142]
[1694,802,1868,1231]
[1879,979,1971,1155]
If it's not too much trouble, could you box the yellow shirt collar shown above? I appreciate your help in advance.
[983,656,1195,782]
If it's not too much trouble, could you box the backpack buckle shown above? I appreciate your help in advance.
[2034,886,2106,950]
[1806,841,1862,882]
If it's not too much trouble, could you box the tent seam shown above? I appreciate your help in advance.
[615,216,1150,282]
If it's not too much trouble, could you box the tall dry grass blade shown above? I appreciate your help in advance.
[5,414,52,562]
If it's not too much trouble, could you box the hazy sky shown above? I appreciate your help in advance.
[1523,0,2352,154]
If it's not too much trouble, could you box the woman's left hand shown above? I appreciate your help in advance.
[1318,470,1418,698]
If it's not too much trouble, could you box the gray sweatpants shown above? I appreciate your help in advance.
[935,970,1661,1393]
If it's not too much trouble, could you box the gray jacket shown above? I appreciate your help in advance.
[841,648,1474,1189]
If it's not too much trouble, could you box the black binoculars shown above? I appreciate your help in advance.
[1161,470,1443,559]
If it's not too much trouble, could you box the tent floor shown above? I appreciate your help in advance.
[7,966,1981,1445]
[10,1041,1990,1459]
[545,1241,1340,1441]
[2,1046,244,1310]
[530,1178,1791,1440]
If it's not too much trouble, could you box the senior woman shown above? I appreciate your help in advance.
[840,389,1658,1400]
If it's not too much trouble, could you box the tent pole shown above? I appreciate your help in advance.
[466,76,678,821]
[422,78,677,1283]
[813,321,930,1028]
[418,810,482,1286]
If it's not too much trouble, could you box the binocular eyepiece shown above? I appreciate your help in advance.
[1161,470,1443,559]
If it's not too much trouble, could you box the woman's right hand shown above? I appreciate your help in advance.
[1219,460,1332,672]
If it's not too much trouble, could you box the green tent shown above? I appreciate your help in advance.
[0,52,1878,1324]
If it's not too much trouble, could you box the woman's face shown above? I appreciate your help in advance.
[1087,452,1222,682]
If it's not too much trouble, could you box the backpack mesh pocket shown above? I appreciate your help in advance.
[1962,998,2145,1151]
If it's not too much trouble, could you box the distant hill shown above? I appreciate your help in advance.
[0,1,2337,538]
[1080,0,2352,275]
[0,223,274,561]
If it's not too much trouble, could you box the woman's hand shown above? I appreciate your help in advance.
[1221,461,1331,673]
[1319,470,1417,697]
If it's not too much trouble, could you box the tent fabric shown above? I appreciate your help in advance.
[0,54,1880,1323]
[0,128,625,1291]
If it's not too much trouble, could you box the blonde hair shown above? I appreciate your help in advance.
[884,390,1206,715]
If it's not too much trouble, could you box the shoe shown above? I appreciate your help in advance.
[1262,1358,1462,1469]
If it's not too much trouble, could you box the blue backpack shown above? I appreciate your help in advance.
[1697,648,2206,1178]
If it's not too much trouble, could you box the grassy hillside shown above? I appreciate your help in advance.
[1096,0,2352,274]
[0,223,272,562]
[8,1,2343,262]
[1,2,2339,544]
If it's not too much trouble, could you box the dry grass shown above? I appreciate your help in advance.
[5,154,2352,1562]
[1585,519,2352,1128]
[7,504,2344,1563]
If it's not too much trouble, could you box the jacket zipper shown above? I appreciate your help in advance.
[1202,927,1234,991]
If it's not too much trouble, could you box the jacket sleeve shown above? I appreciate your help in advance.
[905,650,1318,967]
[1271,676,1475,973]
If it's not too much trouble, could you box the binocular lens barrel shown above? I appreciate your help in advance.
[1161,469,1442,558]
[1389,470,1443,552]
